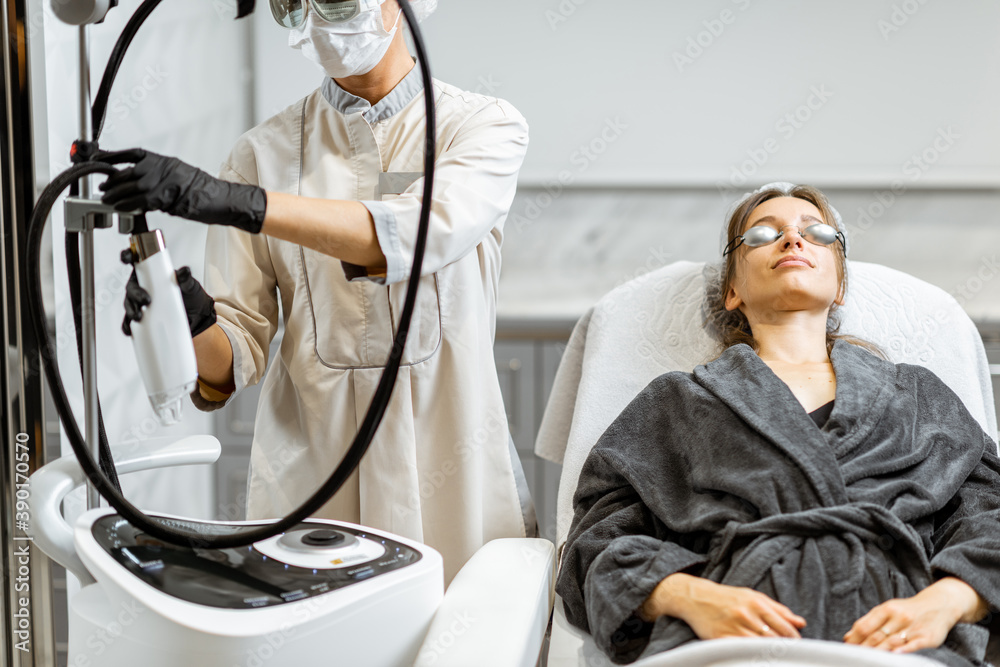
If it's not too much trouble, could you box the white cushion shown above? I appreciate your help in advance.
[415,538,555,667]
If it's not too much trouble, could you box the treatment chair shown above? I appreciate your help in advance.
[428,260,998,667]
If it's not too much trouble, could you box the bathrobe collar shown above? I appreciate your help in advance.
[693,339,896,504]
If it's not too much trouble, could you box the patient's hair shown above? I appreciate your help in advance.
[711,184,885,359]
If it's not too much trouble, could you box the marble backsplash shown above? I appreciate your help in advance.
[497,187,1000,327]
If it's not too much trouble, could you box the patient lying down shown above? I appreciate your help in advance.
[557,184,1000,667]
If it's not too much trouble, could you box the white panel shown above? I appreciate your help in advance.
[417,0,1000,188]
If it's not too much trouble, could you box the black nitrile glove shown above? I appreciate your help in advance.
[98,148,266,234]
[122,260,217,338]
[176,266,218,337]
[121,268,151,337]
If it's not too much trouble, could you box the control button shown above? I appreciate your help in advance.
[302,529,347,548]
[348,566,375,580]
[280,590,308,602]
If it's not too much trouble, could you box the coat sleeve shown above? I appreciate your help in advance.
[930,429,1000,612]
[190,161,280,412]
[355,97,528,285]
[556,401,710,663]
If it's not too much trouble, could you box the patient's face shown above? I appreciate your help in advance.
[724,196,843,319]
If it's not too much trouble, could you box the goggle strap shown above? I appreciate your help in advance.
[836,231,847,257]
[722,238,743,257]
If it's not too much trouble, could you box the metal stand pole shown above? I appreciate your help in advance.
[77,26,101,510]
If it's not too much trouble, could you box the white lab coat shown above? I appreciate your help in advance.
[193,65,532,583]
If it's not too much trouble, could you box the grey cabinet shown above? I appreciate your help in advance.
[982,325,1000,442]
[494,324,573,544]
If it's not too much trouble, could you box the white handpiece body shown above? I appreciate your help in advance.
[130,245,198,424]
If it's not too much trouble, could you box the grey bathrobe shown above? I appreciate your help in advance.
[557,340,1000,666]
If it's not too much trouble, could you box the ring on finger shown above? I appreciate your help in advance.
[761,624,770,635]
[897,630,908,642]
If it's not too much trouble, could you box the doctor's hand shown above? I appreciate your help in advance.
[843,576,988,653]
[97,148,266,234]
[639,573,806,640]
[121,259,217,339]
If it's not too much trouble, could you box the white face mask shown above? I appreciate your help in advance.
[288,2,400,80]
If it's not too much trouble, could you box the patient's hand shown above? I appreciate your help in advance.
[639,573,806,640]
[843,576,988,653]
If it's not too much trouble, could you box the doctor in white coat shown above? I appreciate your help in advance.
[100,0,534,583]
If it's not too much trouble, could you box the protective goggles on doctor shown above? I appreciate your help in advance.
[269,0,382,28]
[723,223,846,257]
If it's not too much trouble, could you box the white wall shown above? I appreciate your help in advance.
[422,0,1000,189]
[253,2,1000,186]
[245,1,1000,326]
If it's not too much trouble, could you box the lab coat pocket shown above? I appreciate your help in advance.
[301,246,442,368]
[301,247,377,368]
[385,273,443,366]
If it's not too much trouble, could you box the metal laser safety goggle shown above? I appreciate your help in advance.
[269,0,382,28]
[723,223,846,257]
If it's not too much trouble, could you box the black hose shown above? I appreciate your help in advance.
[30,0,434,549]
[91,0,164,142]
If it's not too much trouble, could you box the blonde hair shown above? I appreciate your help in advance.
[709,184,885,359]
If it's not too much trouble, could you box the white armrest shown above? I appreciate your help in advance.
[28,435,221,583]
[416,538,556,667]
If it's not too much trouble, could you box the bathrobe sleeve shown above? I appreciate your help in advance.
[931,430,1000,612]
[556,380,711,663]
